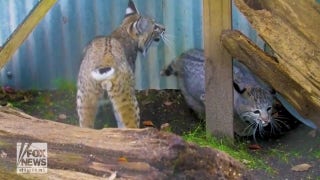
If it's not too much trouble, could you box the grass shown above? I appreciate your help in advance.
[268,148,303,164]
[0,168,29,180]
[182,124,274,172]
[314,150,320,159]
[53,78,77,92]
[8,87,78,125]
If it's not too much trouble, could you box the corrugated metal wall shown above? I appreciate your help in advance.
[0,0,266,90]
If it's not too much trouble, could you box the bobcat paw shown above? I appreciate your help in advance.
[91,67,115,81]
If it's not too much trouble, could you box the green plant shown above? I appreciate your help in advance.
[53,78,76,91]
[313,150,320,159]
[182,124,273,172]
[268,148,302,164]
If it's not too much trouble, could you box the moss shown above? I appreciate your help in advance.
[313,150,320,159]
[0,140,11,149]
[51,152,84,166]
[182,124,274,173]
[0,168,29,180]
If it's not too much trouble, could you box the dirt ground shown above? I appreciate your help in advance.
[1,89,319,179]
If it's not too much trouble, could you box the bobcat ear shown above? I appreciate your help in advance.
[233,81,246,94]
[135,17,150,34]
[270,88,276,95]
[125,0,139,17]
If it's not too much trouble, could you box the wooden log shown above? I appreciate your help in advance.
[221,30,320,128]
[0,107,250,179]
[222,0,320,127]
[203,0,234,138]
[0,0,57,69]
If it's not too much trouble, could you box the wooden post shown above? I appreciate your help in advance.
[203,0,233,138]
[0,0,57,69]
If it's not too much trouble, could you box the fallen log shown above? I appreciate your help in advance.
[221,0,320,127]
[0,107,250,179]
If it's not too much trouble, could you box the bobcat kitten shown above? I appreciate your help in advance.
[161,49,205,116]
[77,0,165,128]
[161,49,276,138]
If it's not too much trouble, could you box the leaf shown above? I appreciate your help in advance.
[58,114,67,120]
[163,101,173,106]
[160,123,171,132]
[118,157,128,163]
[248,144,262,150]
[291,163,312,172]
[143,120,155,127]
[3,86,15,94]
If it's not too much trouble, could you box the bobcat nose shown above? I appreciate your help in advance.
[261,118,269,126]
[155,23,165,32]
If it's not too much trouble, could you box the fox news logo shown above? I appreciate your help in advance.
[16,142,47,174]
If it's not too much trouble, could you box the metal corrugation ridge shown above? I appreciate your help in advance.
[135,0,203,90]
[232,1,265,49]
[1,0,201,90]
[0,0,264,90]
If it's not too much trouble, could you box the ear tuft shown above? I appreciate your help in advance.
[125,0,138,17]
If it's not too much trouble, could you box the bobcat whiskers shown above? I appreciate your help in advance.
[242,119,267,142]
[272,114,291,130]
[242,113,292,141]
[162,33,175,53]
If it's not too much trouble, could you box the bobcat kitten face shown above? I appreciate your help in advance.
[234,87,274,127]
[124,1,165,55]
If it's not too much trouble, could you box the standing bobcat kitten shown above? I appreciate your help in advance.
[77,0,165,128]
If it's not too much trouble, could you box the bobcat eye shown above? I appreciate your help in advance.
[253,110,260,114]
[267,106,272,112]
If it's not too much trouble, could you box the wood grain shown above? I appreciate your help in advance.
[203,0,234,138]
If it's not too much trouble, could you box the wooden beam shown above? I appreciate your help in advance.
[0,0,57,69]
[203,0,233,138]
[228,0,320,128]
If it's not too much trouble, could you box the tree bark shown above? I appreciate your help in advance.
[0,107,250,179]
[221,0,320,127]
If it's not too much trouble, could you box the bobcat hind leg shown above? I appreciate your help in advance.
[77,89,100,128]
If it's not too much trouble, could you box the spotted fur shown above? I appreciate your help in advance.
[162,49,277,138]
[77,0,165,128]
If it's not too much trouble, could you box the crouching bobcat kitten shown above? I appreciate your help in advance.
[161,49,278,139]
[77,0,165,128]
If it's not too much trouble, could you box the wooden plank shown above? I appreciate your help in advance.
[0,0,57,69]
[232,0,320,128]
[203,0,233,138]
